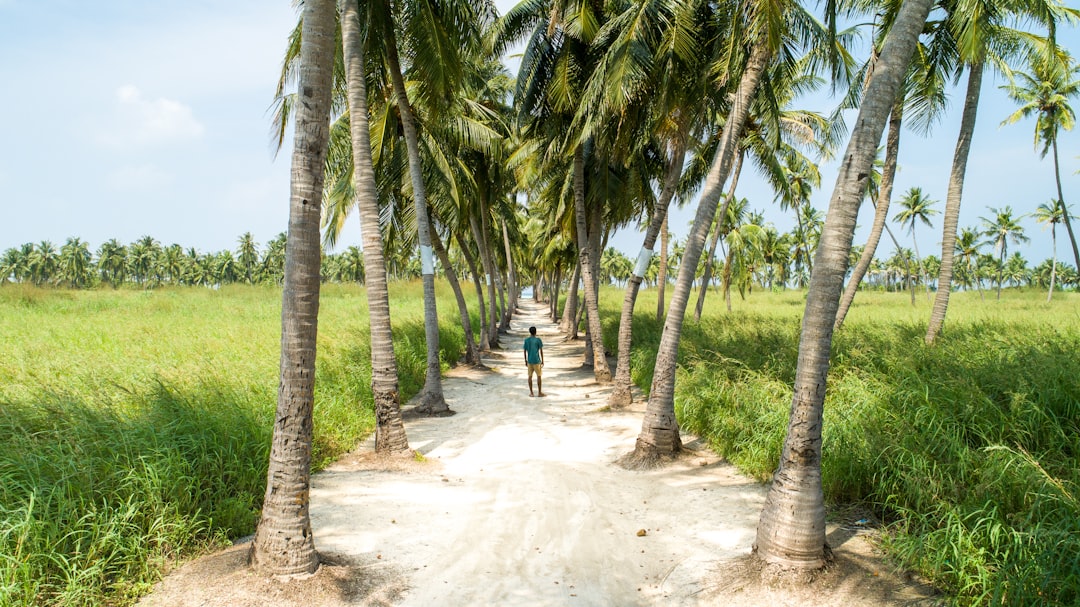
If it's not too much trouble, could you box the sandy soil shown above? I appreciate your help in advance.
[140,299,941,607]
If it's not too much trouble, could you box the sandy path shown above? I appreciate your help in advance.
[141,299,939,607]
[310,299,764,606]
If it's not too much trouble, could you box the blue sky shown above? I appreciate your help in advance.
[1,1,1078,267]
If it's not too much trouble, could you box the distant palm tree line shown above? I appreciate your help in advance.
[0,232,425,288]
[4,201,1076,292]
[596,196,1079,294]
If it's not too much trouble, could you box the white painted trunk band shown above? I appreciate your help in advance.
[634,247,653,278]
[420,245,434,275]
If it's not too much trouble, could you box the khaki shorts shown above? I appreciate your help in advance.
[528,363,543,379]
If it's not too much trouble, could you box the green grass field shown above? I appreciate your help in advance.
[606,286,1080,606]
[0,282,468,606]
[3,282,1078,606]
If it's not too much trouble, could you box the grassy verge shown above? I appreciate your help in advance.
[605,286,1080,606]
[0,282,468,606]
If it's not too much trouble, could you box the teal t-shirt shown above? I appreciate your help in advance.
[523,336,543,364]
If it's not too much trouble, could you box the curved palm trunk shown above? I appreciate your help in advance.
[502,220,518,323]
[341,0,408,453]
[549,263,562,321]
[608,139,687,408]
[1051,138,1080,271]
[249,0,335,576]
[835,97,904,330]
[754,0,931,569]
[457,232,489,351]
[573,144,612,383]
[627,42,772,466]
[472,211,501,349]
[656,216,669,319]
[385,31,448,414]
[927,60,983,344]
[431,225,481,366]
[496,269,509,332]
[561,260,580,334]
[694,152,744,322]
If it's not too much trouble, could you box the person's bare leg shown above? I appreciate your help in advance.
[528,375,534,396]
[537,377,543,397]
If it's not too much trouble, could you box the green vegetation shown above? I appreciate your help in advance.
[608,287,1080,606]
[0,283,468,607]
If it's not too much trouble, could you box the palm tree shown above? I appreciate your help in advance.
[1001,51,1080,273]
[627,0,832,465]
[718,204,765,312]
[753,0,934,571]
[981,205,1029,298]
[776,151,821,281]
[833,7,952,330]
[58,237,92,288]
[249,0,335,577]
[28,241,58,286]
[0,247,22,284]
[262,233,287,284]
[925,0,1074,343]
[237,232,260,284]
[892,186,938,301]
[953,226,984,294]
[128,236,159,286]
[335,0,412,451]
[382,13,448,413]
[96,239,128,287]
[1032,199,1065,300]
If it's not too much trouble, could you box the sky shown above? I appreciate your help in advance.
[1,1,1078,267]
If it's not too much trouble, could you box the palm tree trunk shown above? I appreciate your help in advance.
[694,152,744,322]
[656,216,669,319]
[721,242,734,312]
[385,28,448,414]
[341,0,409,454]
[626,41,772,467]
[573,144,612,383]
[608,137,687,408]
[457,232,489,352]
[471,212,501,349]
[927,59,983,344]
[550,263,562,321]
[431,225,481,366]
[1052,138,1080,271]
[835,97,904,330]
[249,0,335,576]
[907,246,915,305]
[502,220,518,323]
[753,0,932,570]
[1048,224,1057,302]
[561,260,580,335]
[996,249,1005,300]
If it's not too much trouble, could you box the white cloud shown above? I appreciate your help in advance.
[107,163,173,191]
[99,85,204,146]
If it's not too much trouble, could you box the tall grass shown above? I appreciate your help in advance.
[606,286,1080,606]
[0,281,469,606]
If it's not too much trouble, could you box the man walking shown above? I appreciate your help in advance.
[523,326,544,397]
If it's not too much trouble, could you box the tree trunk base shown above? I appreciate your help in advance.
[606,384,633,409]
[247,537,319,578]
[749,542,833,578]
[373,390,410,454]
[408,391,454,417]
[617,436,682,470]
